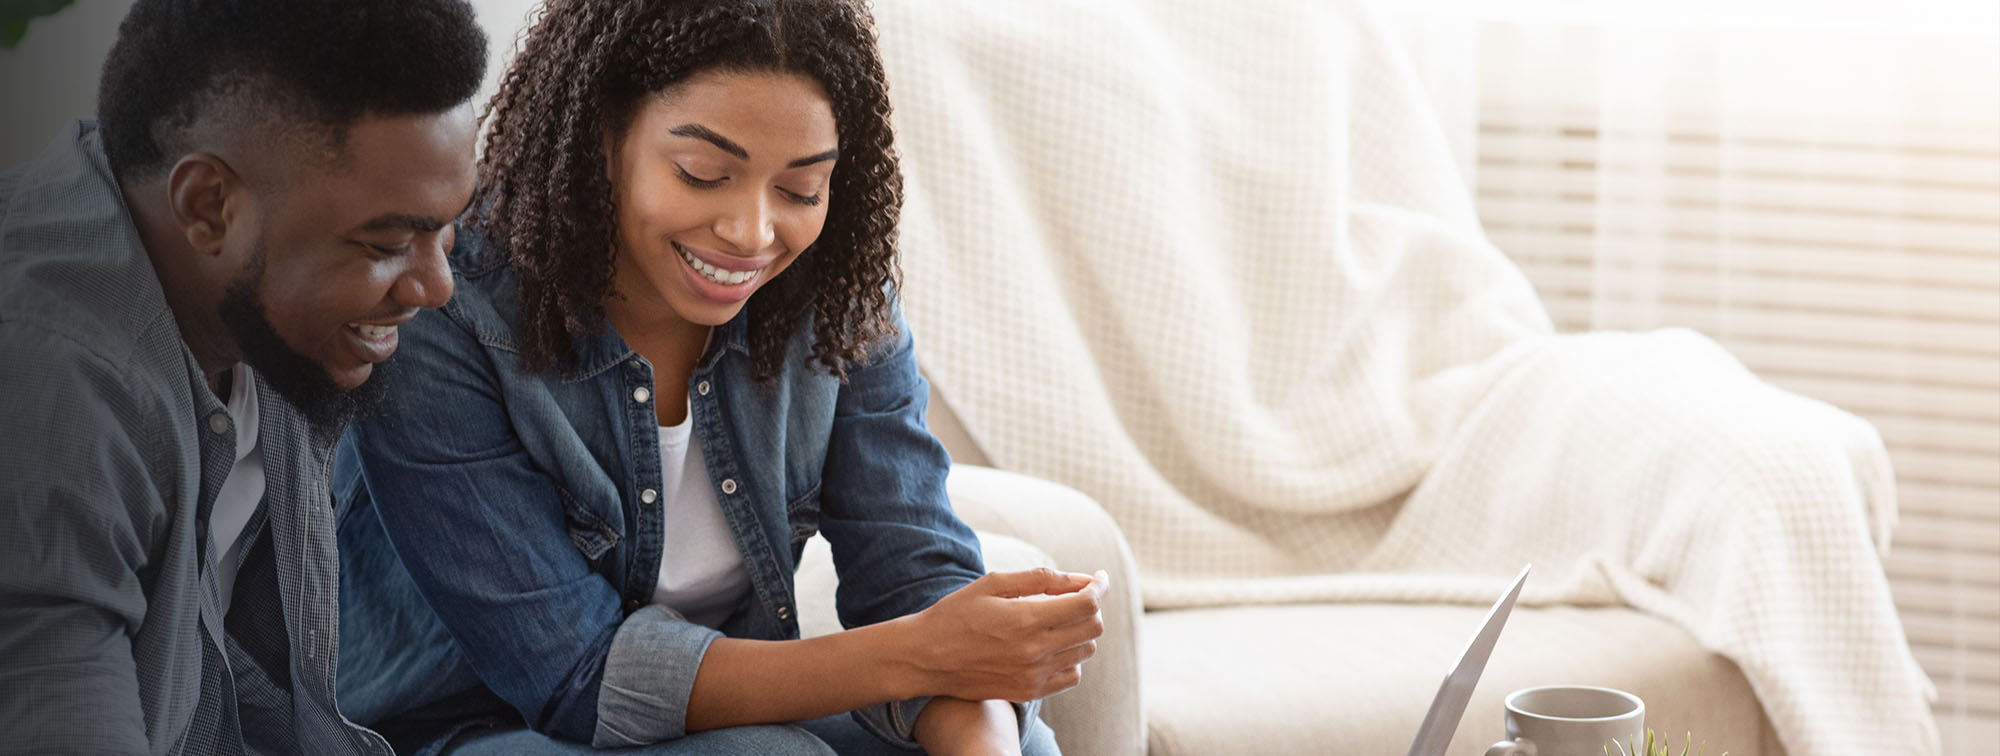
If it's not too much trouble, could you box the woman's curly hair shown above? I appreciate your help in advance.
[478,0,902,381]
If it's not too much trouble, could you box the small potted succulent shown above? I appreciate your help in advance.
[1608,729,1727,756]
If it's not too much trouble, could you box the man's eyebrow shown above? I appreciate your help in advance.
[669,124,749,160]
[357,213,446,234]
[356,196,476,235]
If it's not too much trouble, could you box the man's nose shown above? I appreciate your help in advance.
[393,232,455,309]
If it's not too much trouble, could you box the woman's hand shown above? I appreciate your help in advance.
[899,568,1108,702]
[913,697,1021,756]
[686,568,1103,732]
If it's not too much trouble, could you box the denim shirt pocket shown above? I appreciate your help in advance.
[558,486,621,563]
[785,482,822,546]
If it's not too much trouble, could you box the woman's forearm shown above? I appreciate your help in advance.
[682,568,1104,735]
[683,615,921,732]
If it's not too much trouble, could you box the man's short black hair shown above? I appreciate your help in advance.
[98,0,488,182]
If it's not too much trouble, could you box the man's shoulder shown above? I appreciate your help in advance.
[0,121,181,387]
[0,319,196,551]
[0,316,194,438]
[0,263,186,419]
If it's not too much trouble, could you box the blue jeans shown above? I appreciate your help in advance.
[440,713,1062,756]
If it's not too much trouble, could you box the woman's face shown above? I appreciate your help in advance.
[607,69,839,330]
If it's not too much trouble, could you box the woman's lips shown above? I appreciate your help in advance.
[674,241,765,304]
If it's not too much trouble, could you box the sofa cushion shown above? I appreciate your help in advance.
[1143,604,1783,756]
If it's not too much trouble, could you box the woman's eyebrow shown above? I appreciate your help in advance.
[787,148,839,169]
[669,124,748,159]
[669,123,838,169]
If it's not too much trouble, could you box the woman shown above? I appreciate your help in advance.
[332,1,1102,754]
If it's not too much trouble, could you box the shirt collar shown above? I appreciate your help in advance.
[561,305,751,383]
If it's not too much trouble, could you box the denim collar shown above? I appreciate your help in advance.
[560,307,749,384]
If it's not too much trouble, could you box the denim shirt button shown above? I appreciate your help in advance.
[775,605,792,621]
[719,478,737,495]
[632,386,651,404]
[623,598,641,613]
[640,488,658,504]
[696,380,711,396]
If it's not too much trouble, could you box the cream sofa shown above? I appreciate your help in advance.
[799,1,1799,754]
[800,421,1783,756]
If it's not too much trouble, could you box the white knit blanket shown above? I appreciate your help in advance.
[871,0,1939,752]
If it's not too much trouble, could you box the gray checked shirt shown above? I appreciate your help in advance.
[0,120,392,756]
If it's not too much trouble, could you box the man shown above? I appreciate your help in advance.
[0,1,486,753]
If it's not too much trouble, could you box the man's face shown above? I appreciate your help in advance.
[222,106,477,398]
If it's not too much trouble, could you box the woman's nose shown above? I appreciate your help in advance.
[712,192,777,253]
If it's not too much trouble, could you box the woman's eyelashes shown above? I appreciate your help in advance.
[674,164,725,188]
[781,188,822,207]
[673,164,824,207]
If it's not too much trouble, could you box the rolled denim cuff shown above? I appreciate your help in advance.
[1012,699,1042,743]
[851,696,1042,750]
[591,605,724,748]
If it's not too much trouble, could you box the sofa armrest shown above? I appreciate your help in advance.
[793,464,1144,756]
[944,464,1145,756]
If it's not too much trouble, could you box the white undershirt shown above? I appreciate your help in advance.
[211,363,265,614]
[651,403,750,628]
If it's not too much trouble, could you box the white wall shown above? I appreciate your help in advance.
[0,1,136,167]
[0,0,542,168]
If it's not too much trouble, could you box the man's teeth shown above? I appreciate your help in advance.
[351,324,397,340]
[678,246,757,285]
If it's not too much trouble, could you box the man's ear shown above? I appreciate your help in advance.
[166,153,242,257]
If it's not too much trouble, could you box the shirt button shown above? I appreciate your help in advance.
[640,488,658,504]
[775,605,792,621]
[632,386,651,404]
[207,412,231,435]
[719,479,737,495]
[696,380,711,396]
[624,598,641,612]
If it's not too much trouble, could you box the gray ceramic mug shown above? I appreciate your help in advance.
[1484,685,1645,756]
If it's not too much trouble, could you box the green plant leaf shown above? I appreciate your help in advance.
[0,18,27,48]
[0,0,75,50]
[0,0,75,17]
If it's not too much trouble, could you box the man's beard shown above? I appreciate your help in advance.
[217,256,394,439]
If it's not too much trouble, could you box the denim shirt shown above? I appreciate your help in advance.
[0,121,393,756]
[334,228,1006,750]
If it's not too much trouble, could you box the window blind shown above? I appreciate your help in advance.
[1472,100,2000,728]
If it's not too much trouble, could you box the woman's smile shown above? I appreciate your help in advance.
[674,241,764,286]
[672,240,768,304]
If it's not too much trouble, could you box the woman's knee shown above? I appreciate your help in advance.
[677,724,837,756]
[444,724,834,756]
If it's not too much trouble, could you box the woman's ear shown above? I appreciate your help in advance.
[165,153,242,257]
[601,128,624,189]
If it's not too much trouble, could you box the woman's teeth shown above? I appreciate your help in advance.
[678,245,758,285]
[350,324,397,340]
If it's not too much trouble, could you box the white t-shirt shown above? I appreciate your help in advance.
[651,404,750,628]
[211,363,265,614]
